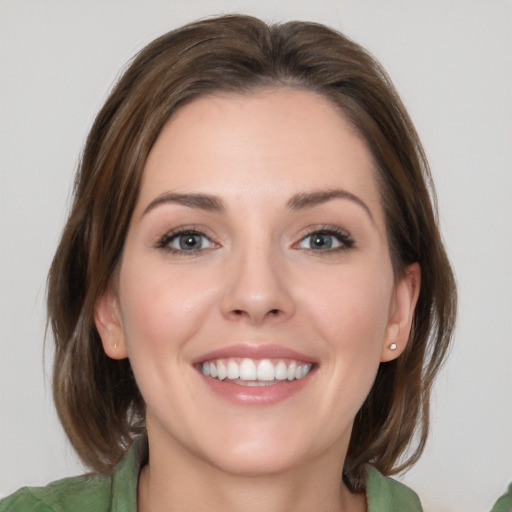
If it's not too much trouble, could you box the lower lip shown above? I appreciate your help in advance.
[198,372,313,405]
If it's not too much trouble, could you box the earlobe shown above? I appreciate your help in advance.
[94,288,128,360]
[381,263,421,362]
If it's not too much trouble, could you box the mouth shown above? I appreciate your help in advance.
[193,344,317,405]
[197,358,314,386]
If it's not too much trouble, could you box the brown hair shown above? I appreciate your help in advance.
[48,14,456,492]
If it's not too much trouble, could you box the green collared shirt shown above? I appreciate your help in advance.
[491,483,512,512]
[0,438,422,511]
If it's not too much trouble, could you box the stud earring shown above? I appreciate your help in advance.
[114,342,118,350]
[389,343,397,351]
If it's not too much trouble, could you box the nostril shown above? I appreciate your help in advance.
[230,308,280,319]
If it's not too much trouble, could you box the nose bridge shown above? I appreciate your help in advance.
[220,231,294,324]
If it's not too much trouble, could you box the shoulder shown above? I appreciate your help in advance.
[0,436,145,512]
[0,473,112,512]
[365,465,423,512]
[491,482,512,512]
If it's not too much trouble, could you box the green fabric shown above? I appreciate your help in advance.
[365,465,422,511]
[0,438,143,512]
[1,440,422,511]
[491,483,512,512]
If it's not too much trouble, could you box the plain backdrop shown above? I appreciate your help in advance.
[1,1,511,511]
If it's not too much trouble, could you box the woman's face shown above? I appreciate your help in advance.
[96,88,418,476]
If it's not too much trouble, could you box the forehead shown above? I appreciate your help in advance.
[138,88,382,219]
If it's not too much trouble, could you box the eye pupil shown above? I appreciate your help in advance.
[311,233,332,249]
[179,234,201,250]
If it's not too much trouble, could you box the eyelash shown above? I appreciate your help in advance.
[156,225,355,256]
[296,226,355,253]
[156,227,217,256]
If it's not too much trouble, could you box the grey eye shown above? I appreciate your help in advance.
[176,233,205,250]
[298,232,342,251]
[164,231,215,252]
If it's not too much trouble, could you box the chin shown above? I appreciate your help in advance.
[191,420,334,477]
[205,443,307,477]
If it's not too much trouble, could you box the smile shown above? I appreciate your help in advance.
[199,358,313,385]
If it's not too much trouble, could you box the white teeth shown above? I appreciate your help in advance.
[287,361,296,381]
[302,364,312,377]
[257,359,275,381]
[217,360,227,380]
[239,358,257,380]
[275,361,288,380]
[227,360,239,379]
[200,357,313,383]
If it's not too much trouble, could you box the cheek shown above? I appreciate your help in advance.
[303,265,393,349]
[115,259,224,419]
[271,266,393,446]
[299,264,393,404]
[117,258,218,357]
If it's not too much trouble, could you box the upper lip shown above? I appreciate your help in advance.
[192,343,317,365]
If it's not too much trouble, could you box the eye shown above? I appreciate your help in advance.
[157,229,217,254]
[296,228,354,252]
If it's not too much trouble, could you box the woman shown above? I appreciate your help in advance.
[0,14,456,511]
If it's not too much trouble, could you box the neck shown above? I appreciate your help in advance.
[137,422,366,512]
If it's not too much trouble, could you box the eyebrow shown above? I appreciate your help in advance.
[287,189,375,223]
[141,188,374,223]
[142,192,225,217]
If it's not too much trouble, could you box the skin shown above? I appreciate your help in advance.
[95,88,420,512]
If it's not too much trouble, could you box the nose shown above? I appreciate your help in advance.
[220,242,295,326]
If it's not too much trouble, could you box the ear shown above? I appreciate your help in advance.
[380,263,421,362]
[94,287,128,360]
